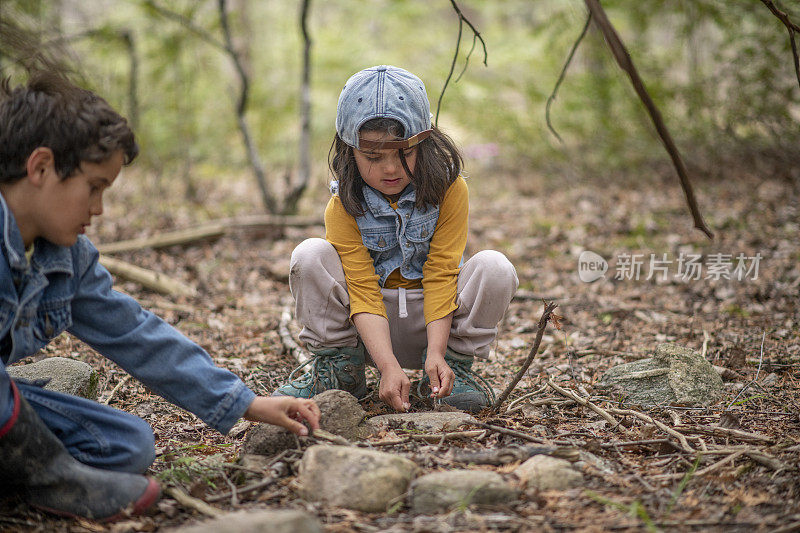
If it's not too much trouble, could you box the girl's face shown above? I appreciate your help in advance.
[353,130,417,201]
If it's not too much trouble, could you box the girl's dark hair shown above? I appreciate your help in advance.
[329,118,463,217]
[0,71,138,183]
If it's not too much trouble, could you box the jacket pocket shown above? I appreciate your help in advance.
[32,299,73,342]
[404,215,438,274]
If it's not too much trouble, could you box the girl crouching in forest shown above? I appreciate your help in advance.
[274,65,518,413]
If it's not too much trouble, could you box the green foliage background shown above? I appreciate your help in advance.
[2,0,799,196]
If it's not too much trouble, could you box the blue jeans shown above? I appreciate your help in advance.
[13,380,156,474]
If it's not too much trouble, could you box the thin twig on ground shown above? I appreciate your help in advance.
[102,374,132,405]
[606,407,695,453]
[546,378,633,437]
[165,487,224,517]
[726,330,767,410]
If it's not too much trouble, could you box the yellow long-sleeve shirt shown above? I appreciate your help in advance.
[325,176,469,325]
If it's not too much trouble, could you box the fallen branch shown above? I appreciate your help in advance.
[583,0,713,239]
[165,487,223,517]
[490,301,558,413]
[280,303,310,365]
[100,255,197,298]
[97,215,322,254]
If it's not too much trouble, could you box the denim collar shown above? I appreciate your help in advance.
[0,191,73,276]
[362,184,416,218]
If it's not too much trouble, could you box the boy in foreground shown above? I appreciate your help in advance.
[0,73,320,521]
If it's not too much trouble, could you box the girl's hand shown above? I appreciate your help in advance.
[243,396,321,436]
[424,352,455,399]
[379,367,411,412]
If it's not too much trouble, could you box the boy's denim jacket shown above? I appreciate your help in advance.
[0,193,254,434]
[350,183,439,286]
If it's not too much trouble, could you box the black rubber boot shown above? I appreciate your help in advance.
[0,382,160,521]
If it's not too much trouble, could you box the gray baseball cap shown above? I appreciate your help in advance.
[336,65,433,151]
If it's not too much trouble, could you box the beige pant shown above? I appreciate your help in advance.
[289,238,518,369]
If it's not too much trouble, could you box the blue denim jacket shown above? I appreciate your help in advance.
[0,193,255,434]
[353,184,439,286]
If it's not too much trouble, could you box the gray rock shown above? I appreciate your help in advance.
[167,509,322,533]
[368,412,477,433]
[314,389,373,440]
[242,389,373,456]
[597,343,724,406]
[515,455,583,492]
[7,357,98,399]
[297,445,418,512]
[410,470,519,514]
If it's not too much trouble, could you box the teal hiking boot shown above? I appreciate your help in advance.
[273,343,367,399]
[418,348,495,413]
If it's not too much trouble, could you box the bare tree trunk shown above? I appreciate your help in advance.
[119,30,140,131]
[218,0,277,213]
[283,0,312,215]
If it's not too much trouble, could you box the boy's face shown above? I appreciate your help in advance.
[36,150,123,247]
[354,130,417,201]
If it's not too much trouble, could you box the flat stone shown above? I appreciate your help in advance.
[597,343,724,406]
[7,357,98,399]
[410,470,519,514]
[368,412,477,433]
[167,509,322,533]
[515,455,583,492]
[297,445,418,512]
[242,389,373,456]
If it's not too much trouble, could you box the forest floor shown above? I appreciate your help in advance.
[2,163,799,532]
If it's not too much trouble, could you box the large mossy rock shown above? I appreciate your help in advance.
[7,357,99,400]
[598,343,723,406]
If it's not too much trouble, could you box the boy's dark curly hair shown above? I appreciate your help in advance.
[0,71,138,183]
[329,117,463,217]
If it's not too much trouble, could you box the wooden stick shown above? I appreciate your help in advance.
[490,301,558,413]
[311,428,351,446]
[102,375,132,405]
[165,487,224,517]
[100,255,197,298]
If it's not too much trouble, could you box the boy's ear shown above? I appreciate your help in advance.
[25,147,57,187]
